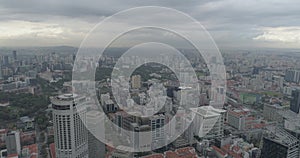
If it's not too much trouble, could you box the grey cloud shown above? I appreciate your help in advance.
[0,0,299,48]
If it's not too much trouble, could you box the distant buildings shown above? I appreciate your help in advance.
[131,75,141,89]
[12,51,17,61]
[0,65,2,80]
[140,147,197,158]
[100,93,118,113]
[283,86,297,96]
[285,69,300,83]
[2,55,9,66]
[212,138,261,158]
[51,94,89,158]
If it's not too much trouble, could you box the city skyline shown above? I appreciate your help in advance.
[1,1,300,158]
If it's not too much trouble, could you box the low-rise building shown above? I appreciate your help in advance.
[263,104,284,122]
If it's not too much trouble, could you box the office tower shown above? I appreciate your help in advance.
[261,127,299,158]
[12,51,17,61]
[51,94,88,158]
[5,131,21,156]
[0,64,2,80]
[150,114,165,149]
[285,69,300,83]
[86,111,105,158]
[3,56,9,66]
[290,89,300,114]
[131,75,141,89]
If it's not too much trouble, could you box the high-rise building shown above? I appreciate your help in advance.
[279,109,300,141]
[0,64,2,80]
[51,94,89,158]
[204,107,226,140]
[150,114,165,149]
[290,89,300,114]
[86,111,105,158]
[192,106,226,140]
[273,75,284,89]
[261,127,299,158]
[5,131,21,156]
[3,56,9,66]
[131,75,141,89]
[130,123,151,152]
[285,69,300,83]
[12,51,17,61]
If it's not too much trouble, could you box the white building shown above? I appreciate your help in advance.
[192,106,226,140]
[150,114,166,149]
[51,94,89,158]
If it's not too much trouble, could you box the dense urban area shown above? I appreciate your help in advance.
[0,46,300,158]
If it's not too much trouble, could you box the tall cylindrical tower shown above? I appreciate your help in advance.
[51,94,88,158]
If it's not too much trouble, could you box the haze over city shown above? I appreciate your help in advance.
[1,1,300,158]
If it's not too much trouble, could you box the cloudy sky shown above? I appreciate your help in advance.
[0,0,300,49]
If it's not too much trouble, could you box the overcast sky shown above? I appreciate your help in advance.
[0,0,300,49]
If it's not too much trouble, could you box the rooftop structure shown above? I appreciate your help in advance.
[262,126,299,158]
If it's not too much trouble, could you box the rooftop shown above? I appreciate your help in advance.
[265,126,299,147]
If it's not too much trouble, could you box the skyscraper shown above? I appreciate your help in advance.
[3,56,9,66]
[0,64,2,80]
[285,69,300,83]
[12,51,17,61]
[51,94,88,158]
[150,114,165,149]
[290,89,300,114]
